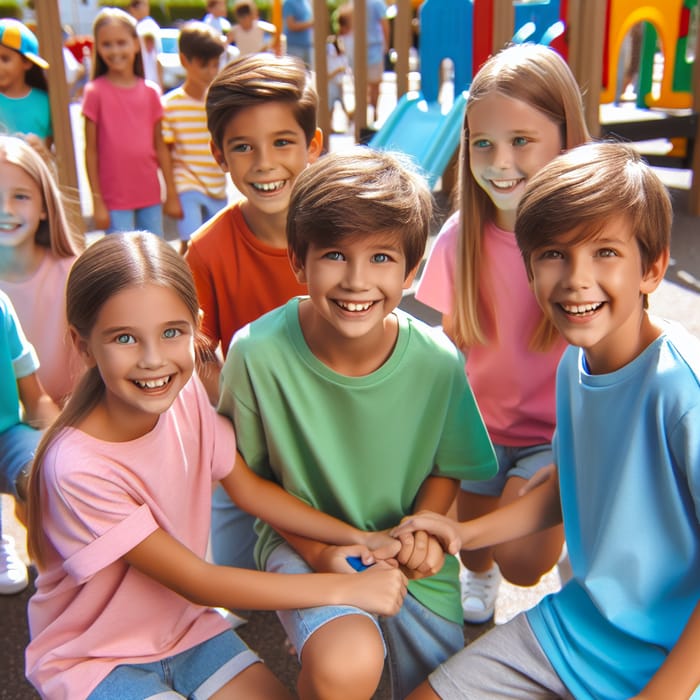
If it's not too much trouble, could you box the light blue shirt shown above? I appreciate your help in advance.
[283,0,313,49]
[527,322,700,699]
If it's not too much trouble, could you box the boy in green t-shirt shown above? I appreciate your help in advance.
[219,148,497,699]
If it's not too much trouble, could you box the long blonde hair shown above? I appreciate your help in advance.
[0,136,84,257]
[453,44,590,351]
[27,233,202,566]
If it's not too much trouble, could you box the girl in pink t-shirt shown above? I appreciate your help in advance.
[82,8,179,237]
[0,135,84,406]
[25,232,406,700]
[416,44,590,624]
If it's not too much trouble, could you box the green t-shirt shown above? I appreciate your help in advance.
[220,298,497,624]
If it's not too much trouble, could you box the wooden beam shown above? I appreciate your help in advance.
[313,0,330,149]
[34,0,84,235]
[394,0,411,99]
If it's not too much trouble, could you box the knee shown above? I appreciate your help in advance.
[298,616,385,700]
[494,548,554,587]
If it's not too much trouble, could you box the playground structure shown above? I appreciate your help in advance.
[31,0,700,221]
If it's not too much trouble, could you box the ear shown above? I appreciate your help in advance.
[210,139,228,172]
[402,262,421,290]
[306,127,323,164]
[70,326,97,368]
[640,248,669,296]
[289,249,307,283]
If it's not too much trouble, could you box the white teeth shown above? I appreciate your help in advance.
[0,222,18,230]
[252,180,285,192]
[337,300,373,312]
[490,179,521,190]
[561,302,603,315]
[133,377,170,389]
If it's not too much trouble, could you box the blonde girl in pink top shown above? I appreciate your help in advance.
[0,135,84,406]
[25,232,406,700]
[416,44,590,624]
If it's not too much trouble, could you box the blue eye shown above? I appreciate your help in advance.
[163,328,181,339]
[324,251,344,261]
[372,253,391,263]
[598,248,617,258]
[115,333,135,344]
[472,139,490,149]
[274,138,292,147]
[231,143,251,153]
[513,136,529,146]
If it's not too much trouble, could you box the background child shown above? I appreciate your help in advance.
[0,289,57,595]
[220,148,497,699]
[0,135,84,407]
[83,8,179,236]
[127,0,163,88]
[229,0,278,56]
[186,52,322,573]
[203,0,232,37]
[325,28,350,130]
[400,142,700,700]
[161,21,227,255]
[25,232,407,700]
[415,43,590,624]
[0,19,51,151]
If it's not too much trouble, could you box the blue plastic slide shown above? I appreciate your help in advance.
[369,90,468,188]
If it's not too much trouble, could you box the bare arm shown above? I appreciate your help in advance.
[123,527,407,616]
[17,373,59,429]
[84,118,109,231]
[632,601,700,700]
[154,119,182,219]
[393,469,562,554]
[220,452,369,546]
[286,14,313,31]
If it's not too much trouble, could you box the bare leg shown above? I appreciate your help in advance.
[210,661,294,700]
[405,680,442,699]
[296,614,385,700]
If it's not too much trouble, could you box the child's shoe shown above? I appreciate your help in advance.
[0,535,29,594]
[460,562,501,624]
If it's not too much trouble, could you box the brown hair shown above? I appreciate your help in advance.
[453,43,590,352]
[92,8,144,80]
[206,53,318,151]
[178,20,225,62]
[0,136,84,256]
[26,232,203,566]
[516,142,672,292]
[287,147,433,276]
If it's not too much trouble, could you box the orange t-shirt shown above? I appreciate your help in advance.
[186,202,307,356]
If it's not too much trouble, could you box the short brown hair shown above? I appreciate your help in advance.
[516,141,672,280]
[178,20,225,62]
[206,53,317,151]
[287,147,433,276]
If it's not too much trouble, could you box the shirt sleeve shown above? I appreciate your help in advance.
[2,293,39,378]
[415,213,459,315]
[186,242,221,348]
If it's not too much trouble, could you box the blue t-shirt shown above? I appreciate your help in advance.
[0,290,39,433]
[283,0,313,49]
[0,88,52,139]
[366,0,386,66]
[527,321,700,699]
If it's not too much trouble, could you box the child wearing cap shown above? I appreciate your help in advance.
[0,19,51,149]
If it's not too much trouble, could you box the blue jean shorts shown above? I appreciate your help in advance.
[0,423,41,497]
[177,191,226,241]
[462,442,553,497]
[108,204,163,237]
[87,630,259,700]
[266,543,464,698]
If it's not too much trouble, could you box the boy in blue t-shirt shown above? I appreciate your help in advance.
[398,142,700,700]
[219,148,497,699]
[0,290,57,594]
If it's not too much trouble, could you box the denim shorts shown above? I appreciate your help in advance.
[462,442,553,497]
[0,423,41,497]
[177,191,226,241]
[266,543,464,698]
[108,204,163,237]
[87,630,259,700]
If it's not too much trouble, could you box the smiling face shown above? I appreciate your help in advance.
[529,216,668,374]
[74,283,196,440]
[0,44,32,96]
[210,101,322,233]
[0,159,46,251]
[94,20,140,79]
[468,92,563,230]
[292,232,417,370]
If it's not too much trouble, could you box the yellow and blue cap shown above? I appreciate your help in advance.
[0,18,49,69]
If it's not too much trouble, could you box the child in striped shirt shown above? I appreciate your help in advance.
[162,22,229,254]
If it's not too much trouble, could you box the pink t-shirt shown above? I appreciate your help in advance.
[26,377,236,700]
[0,253,79,405]
[82,76,163,210]
[416,213,566,446]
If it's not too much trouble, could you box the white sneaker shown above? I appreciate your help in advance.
[460,563,501,624]
[0,535,29,595]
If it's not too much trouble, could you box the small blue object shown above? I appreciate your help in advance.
[346,556,370,572]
